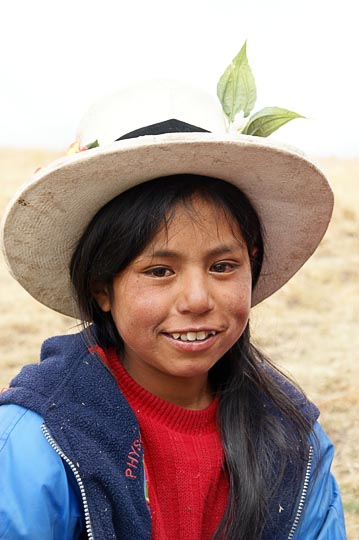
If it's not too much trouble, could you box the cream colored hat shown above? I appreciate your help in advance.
[1,80,333,318]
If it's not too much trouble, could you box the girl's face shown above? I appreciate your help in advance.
[96,196,253,406]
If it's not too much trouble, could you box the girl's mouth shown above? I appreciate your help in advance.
[167,330,217,342]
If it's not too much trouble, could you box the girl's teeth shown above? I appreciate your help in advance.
[170,331,216,341]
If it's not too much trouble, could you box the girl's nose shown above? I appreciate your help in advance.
[176,273,215,315]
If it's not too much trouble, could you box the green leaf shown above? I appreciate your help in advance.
[217,41,257,123]
[85,139,99,149]
[241,107,305,137]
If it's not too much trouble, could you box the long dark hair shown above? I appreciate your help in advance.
[70,174,312,539]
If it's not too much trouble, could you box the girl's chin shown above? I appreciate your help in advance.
[155,355,222,381]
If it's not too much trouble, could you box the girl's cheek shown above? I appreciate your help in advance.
[223,277,252,308]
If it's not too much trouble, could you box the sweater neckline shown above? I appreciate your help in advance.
[104,348,218,434]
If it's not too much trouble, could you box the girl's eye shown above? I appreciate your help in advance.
[210,261,238,273]
[145,267,174,278]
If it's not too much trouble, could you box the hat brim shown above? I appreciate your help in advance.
[1,132,333,318]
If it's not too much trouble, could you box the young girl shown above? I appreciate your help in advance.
[0,80,346,539]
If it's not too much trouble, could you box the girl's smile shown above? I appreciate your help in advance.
[95,196,253,407]
[162,328,220,352]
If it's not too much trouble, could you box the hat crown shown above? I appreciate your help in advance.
[77,80,227,146]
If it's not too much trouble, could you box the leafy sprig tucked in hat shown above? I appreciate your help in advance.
[217,42,304,136]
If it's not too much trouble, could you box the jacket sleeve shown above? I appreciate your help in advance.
[0,404,84,540]
[294,421,346,540]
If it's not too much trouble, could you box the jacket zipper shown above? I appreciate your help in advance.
[287,444,314,540]
[41,424,94,540]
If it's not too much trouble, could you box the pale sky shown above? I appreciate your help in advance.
[1,0,358,156]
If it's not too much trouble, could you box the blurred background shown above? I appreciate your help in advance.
[1,0,358,536]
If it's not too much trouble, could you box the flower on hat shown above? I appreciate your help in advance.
[67,139,99,155]
[217,41,305,136]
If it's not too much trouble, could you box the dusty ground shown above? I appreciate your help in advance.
[0,149,358,538]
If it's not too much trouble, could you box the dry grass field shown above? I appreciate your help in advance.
[0,149,358,538]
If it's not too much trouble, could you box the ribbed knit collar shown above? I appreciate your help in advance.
[105,348,218,435]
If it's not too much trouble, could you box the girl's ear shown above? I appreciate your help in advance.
[91,281,111,312]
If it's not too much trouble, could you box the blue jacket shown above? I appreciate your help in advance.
[0,332,346,539]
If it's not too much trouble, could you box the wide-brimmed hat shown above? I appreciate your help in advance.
[1,80,333,318]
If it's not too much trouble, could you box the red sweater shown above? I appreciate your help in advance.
[105,349,229,540]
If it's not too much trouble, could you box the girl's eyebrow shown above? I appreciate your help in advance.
[148,242,246,259]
